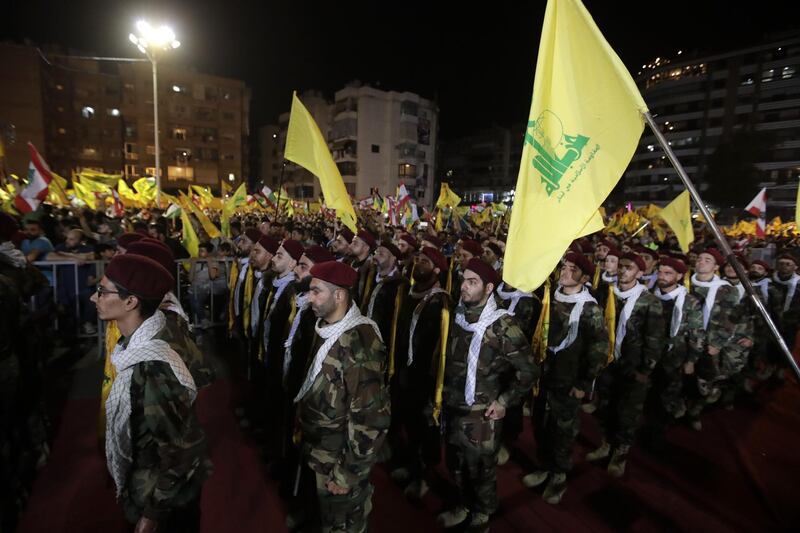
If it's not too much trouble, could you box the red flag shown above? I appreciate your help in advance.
[14,143,53,213]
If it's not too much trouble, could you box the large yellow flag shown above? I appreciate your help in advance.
[436,183,461,208]
[73,180,97,209]
[181,192,221,239]
[133,177,157,205]
[284,92,357,233]
[576,209,605,239]
[659,190,694,253]
[221,182,247,237]
[180,209,200,258]
[504,0,648,292]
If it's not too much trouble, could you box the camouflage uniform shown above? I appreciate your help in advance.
[122,357,212,528]
[598,289,664,448]
[443,301,538,516]
[718,281,754,405]
[160,309,215,389]
[298,323,391,533]
[744,278,783,381]
[535,288,607,474]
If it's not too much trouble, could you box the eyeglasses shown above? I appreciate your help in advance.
[95,285,120,297]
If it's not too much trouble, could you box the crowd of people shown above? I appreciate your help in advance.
[0,202,797,533]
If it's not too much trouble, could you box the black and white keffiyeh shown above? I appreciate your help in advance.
[407,287,447,366]
[654,285,687,338]
[691,274,731,329]
[283,292,310,379]
[773,272,800,312]
[613,283,648,359]
[550,286,597,353]
[495,282,533,316]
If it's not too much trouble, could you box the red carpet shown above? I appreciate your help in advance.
[18,377,800,532]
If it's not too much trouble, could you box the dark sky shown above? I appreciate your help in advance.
[2,0,799,139]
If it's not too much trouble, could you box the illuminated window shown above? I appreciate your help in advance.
[81,106,95,118]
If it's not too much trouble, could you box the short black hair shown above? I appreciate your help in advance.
[112,281,162,320]
[96,243,114,255]
[199,241,214,253]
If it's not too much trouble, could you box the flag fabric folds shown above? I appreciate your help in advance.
[14,143,54,213]
[284,92,357,233]
[503,0,648,292]
[658,190,695,253]
[436,183,461,209]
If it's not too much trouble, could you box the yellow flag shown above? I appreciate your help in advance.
[436,183,461,208]
[78,175,113,194]
[80,169,123,187]
[191,185,214,207]
[180,208,200,258]
[182,193,221,239]
[50,172,71,205]
[222,182,247,237]
[576,210,605,239]
[73,180,97,209]
[221,180,232,196]
[658,190,694,253]
[504,0,647,292]
[285,92,357,233]
[133,177,157,205]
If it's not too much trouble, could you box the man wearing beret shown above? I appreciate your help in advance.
[92,254,210,533]
[227,227,259,339]
[295,261,391,533]
[717,256,756,407]
[523,252,607,504]
[593,245,621,308]
[646,256,704,447]
[772,253,800,354]
[451,239,484,304]
[349,230,377,309]
[745,260,784,388]
[438,258,538,530]
[586,252,664,477]
[396,234,418,281]
[635,246,660,290]
[331,227,354,262]
[389,246,451,498]
[685,248,739,430]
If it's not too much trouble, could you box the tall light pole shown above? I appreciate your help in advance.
[129,20,180,206]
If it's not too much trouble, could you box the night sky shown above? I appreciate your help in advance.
[2,0,799,139]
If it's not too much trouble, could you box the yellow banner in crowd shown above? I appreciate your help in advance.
[658,190,694,253]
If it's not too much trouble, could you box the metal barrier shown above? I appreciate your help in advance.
[173,257,235,331]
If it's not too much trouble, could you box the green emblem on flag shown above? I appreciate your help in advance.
[524,110,590,196]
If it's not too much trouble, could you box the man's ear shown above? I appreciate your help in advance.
[124,294,140,312]
[485,282,495,295]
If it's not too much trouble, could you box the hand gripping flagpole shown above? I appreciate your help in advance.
[644,111,800,383]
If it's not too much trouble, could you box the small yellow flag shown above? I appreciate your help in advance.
[182,192,221,239]
[180,208,200,258]
[658,190,694,253]
[285,92,357,233]
[504,0,647,292]
[436,183,461,208]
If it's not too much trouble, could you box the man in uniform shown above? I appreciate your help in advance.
[771,253,800,368]
[363,240,408,369]
[92,254,210,533]
[227,227,260,341]
[523,252,607,504]
[586,252,664,477]
[745,259,783,388]
[635,246,660,290]
[396,234,419,280]
[349,230,377,309]
[718,255,755,407]
[330,227,354,261]
[295,261,391,533]
[438,258,538,531]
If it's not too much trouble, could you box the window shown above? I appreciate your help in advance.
[199,128,217,142]
[345,182,356,196]
[167,166,194,181]
[337,161,357,176]
[221,153,235,161]
[399,163,417,177]
[107,108,121,117]
[81,106,95,119]
[125,164,138,176]
[371,144,380,153]
[81,146,98,158]
[221,131,236,142]
[172,127,187,140]
[57,127,66,135]
[125,143,138,159]
[145,167,158,177]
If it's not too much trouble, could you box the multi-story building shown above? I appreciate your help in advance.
[0,42,251,194]
[621,31,800,207]
[439,125,523,204]
[256,124,281,192]
[267,83,439,206]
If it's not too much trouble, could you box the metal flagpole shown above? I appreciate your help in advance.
[275,161,287,218]
[644,111,800,382]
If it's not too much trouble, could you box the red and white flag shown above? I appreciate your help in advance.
[14,143,54,213]
[745,188,767,237]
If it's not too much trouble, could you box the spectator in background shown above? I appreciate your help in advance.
[150,220,189,260]
[47,228,97,335]
[21,218,55,286]
[189,242,223,328]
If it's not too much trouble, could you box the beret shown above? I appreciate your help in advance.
[244,228,262,244]
[750,259,771,272]
[621,252,646,272]
[777,253,798,266]
[310,260,358,289]
[280,239,304,261]
[564,251,595,278]
[484,242,503,258]
[461,239,484,258]
[634,245,659,261]
[125,241,176,281]
[700,248,725,266]
[257,235,280,255]
[578,239,595,254]
[105,254,173,301]
[303,245,335,264]
[659,256,687,274]
[399,234,418,249]
[464,257,500,287]
[339,227,355,244]
[355,230,377,250]
[605,245,623,259]
[420,246,448,272]
[421,235,443,249]
[379,241,403,260]
[117,232,144,249]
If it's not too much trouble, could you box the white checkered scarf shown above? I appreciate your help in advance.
[550,286,597,353]
[407,286,447,366]
[294,302,382,402]
[454,296,509,406]
[105,311,197,496]
[495,282,533,315]
[613,283,648,359]
[654,285,687,338]
[691,273,731,329]
[772,272,800,312]
[367,266,399,318]
[283,292,310,379]
[160,291,190,325]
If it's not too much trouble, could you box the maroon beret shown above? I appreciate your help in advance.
[569,241,582,255]
[339,227,355,244]
[564,251,595,278]
[579,239,595,254]
[485,242,503,258]
[244,228,262,244]
[105,254,173,301]
[634,245,659,261]
[399,234,418,249]
[659,256,687,274]
[356,229,377,250]
[310,260,358,289]
[605,245,623,259]
[728,254,749,270]
[464,257,500,287]
[461,239,484,258]
[700,248,725,266]
[599,239,615,250]
[303,245,336,265]
[117,232,144,249]
[0,213,20,242]
[751,259,771,272]
[621,252,646,272]
[139,237,173,255]
[280,239,304,261]
[379,241,402,260]
[125,241,176,281]
[420,246,448,272]
[777,253,799,266]
[421,235,443,249]
[257,234,280,254]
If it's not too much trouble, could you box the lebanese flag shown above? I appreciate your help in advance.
[745,188,767,237]
[396,182,411,211]
[14,143,54,213]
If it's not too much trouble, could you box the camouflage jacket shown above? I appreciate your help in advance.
[298,323,391,490]
[771,274,800,342]
[654,289,705,369]
[749,278,784,346]
[123,359,211,522]
[612,288,665,376]
[444,301,539,411]
[158,311,215,389]
[494,286,541,341]
[544,290,608,392]
[690,278,740,351]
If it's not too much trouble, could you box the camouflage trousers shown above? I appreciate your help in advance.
[532,387,581,473]
[314,472,373,533]
[597,366,651,448]
[650,363,686,419]
[444,408,502,515]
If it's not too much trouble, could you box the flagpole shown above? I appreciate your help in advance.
[276,161,286,219]
[644,111,800,382]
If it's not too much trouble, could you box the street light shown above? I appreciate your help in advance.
[129,20,180,206]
